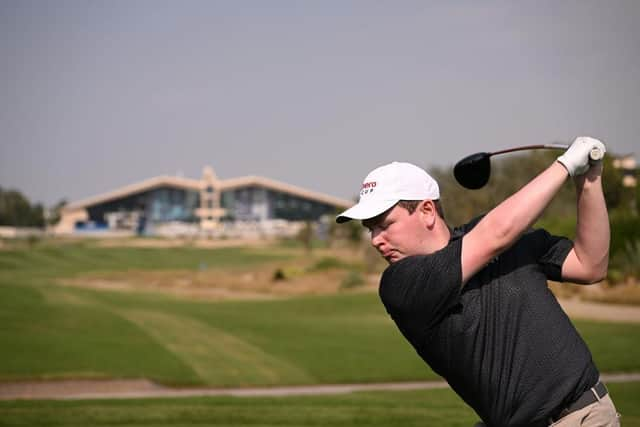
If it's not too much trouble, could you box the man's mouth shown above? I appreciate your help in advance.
[382,251,396,262]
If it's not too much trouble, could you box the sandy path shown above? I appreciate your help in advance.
[3,373,640,401]
[558,298,640,323]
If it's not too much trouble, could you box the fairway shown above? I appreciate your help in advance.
[1,241,639,427]
[2,242,640,388]
[4,278,640,387]
[115,308,313,385]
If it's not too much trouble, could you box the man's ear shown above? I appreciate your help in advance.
[419,199,437,228]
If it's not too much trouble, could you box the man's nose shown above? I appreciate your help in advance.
[370,229,384,249]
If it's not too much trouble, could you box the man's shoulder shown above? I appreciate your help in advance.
[383,241,459,278]
[450,214,486,240]
[380,240,463,292]
[381,255,428,286]
[379,242,465,324]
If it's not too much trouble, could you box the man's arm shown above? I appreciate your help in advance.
[460,162,568,284]
[561,163,610,283]
[459,137,606,285]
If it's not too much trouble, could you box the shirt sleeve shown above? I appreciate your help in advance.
[379,238,463,338]
[532,229,574,281]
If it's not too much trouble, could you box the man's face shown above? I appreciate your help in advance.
[362,203,429,264]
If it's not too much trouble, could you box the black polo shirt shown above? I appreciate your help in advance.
[379,218,599,427]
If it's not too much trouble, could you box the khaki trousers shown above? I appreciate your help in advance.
[472,393,620,426]
[549,394,620,427]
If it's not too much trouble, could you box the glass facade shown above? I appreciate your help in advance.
[79,183,340,233]
[85,187,200,231]
[220,186,337,222]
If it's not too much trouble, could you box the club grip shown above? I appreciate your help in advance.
[589,147,604,162]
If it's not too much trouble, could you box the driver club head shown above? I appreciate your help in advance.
[453,152,491,189]
[453,143,578,190]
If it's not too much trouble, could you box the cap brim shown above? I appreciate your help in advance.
[335,199,398,224]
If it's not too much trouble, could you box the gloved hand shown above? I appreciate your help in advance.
[557,136,606,176]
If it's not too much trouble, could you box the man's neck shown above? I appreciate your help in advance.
[427,220,452,253]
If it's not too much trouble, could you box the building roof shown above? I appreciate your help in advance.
[64,176,201,211]
[64,171,352,212]
[221,175,351,208]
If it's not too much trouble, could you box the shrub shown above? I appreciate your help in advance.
[340,271,365,289]
[272,268,287,281]
[272,266,306,282]
[609,239,640,284]
[309,257,346,271]
[609,213,640,258]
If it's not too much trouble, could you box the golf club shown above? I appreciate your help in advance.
[453,143,604,189]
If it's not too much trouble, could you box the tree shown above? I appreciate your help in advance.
[0,187,45,227]
[297,220,314,253]
[46,199,68,226]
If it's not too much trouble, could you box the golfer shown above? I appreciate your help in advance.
[336,137,619,426]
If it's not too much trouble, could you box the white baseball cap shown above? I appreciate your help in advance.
[336,161,440,223]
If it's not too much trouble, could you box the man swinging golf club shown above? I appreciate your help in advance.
[336,137,619,426]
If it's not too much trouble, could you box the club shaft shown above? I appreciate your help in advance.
[489,143,603,161]
[489,144,568,156]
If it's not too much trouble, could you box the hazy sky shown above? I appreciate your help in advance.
[1,1,639,207]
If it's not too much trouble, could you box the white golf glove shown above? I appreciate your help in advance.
[557,136,606,176]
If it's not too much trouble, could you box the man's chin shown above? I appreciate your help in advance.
[385,253,404,264]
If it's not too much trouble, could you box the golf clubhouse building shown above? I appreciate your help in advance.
[56,166,351,238]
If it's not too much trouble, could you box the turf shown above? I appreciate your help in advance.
[0,382,638,427]
[2,278,640,386]
[0,242,291,277]
[1,242,640,387]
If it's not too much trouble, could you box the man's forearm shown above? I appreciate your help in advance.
[481,161,569,252]
[461,161,569,284]
[572,169,610,281]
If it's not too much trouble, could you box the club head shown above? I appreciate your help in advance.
[453,152,491,189]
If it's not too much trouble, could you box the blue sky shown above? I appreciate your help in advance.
[1,1,638,206]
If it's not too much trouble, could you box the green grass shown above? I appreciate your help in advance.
[0,284,199,384]
[1,242,640,426]
[1,382,639,427]
[1,242,640,387]
[2,277,640,386]
[575,321,640,372]
[0,242,290,278]
[0,282,426,385]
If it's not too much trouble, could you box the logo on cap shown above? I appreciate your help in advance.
[360,181,377,196]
